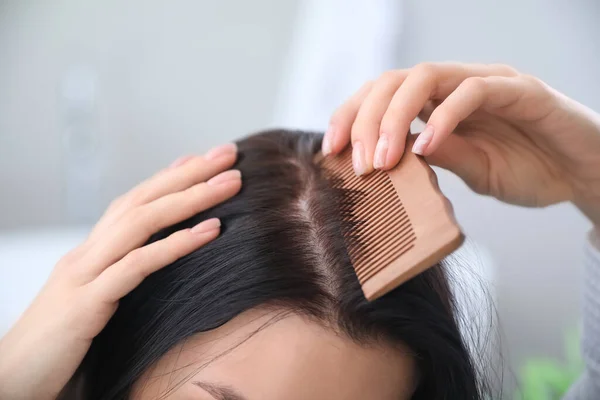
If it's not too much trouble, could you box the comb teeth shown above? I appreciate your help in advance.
[321,150,416,285]
[318,141,464,301]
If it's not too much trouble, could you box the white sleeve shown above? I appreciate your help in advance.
[563,229,600,399]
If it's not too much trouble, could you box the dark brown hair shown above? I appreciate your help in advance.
[72,129,489,399]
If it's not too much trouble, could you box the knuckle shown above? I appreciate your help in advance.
[461,76,487,92]
[115,196,137,212]
[377,70,401,85]
[187,182,208,198]
[58,249,79,267]
[108,195,124,210]
[132,265,151,282]
[162,241,186,263]
[520,73,545,90]
[128,188,151,206]
[182,156,204,170]
[429,108,451,127]
[412,62,438,79]
[489,63,518,76]
[351,108,376,134]
[329,106,346,125]
[350,120,368,140]
[329,114,342,128]
[124,208,145,226]
[54,245,89,274]
[378,117,395,133]
[123,248,148,272]
[469,180,489,195]
[362,79,376,90]
[380,111,406,134]
[125,207,157,234]
[331,103,355,125]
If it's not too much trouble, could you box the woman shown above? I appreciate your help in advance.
[1,62,599,399]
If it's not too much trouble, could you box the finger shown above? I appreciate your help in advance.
[91,144,237,240]
[324,80,376,156]
[83,169,241,279]
[350,70,409,175]
[424,134,490,195]
[416,76,525,156]
[380,63,517,168]
[116,143,237,212]
[89,218,221,302]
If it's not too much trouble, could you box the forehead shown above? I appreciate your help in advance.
[132,308,417,400]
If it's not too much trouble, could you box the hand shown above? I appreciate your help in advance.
[0,144,241,400]
[323,63,600,224]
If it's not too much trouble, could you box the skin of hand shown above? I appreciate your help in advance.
[0,143,241,400]
[323,63,600,226]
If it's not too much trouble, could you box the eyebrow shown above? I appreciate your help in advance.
[193,381,249,400]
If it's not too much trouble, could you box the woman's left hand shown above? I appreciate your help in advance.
[323,62,600,225]
[0,144,241,400]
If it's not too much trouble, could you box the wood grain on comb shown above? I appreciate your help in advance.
[318,144,464,301]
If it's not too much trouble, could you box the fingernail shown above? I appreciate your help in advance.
[322,125,335,156]
[169,155,194,169]
[191,218,221,234]
[205,143,238,161]
[207,169,241,186]
[373,134,389,169]
[412,125,434,155]
[352,141,366,176]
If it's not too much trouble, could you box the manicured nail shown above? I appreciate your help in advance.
[412,125,434,155]
[191,218,221,234]
[205,143,238,161]
[352,141,366,176]
[322,125,335,156]
[169,155,194,169]
[207,169,241,186]
[373,134,389,169]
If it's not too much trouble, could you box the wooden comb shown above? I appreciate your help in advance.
[318,139,464,301]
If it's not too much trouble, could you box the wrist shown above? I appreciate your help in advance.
[589,227,600,251]
[575,198,600,229]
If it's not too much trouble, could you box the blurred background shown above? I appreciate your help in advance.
[1,0,599,397]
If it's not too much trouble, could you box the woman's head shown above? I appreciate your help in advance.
[76,130,486,399]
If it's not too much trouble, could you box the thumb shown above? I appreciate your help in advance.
[424,134,490,195]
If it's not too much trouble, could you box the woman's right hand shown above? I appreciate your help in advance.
[323,63,600,225]
[0,144,241,400]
